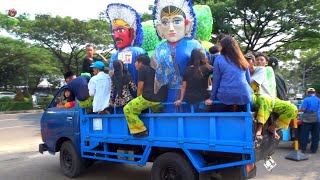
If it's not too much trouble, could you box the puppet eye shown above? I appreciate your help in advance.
[173,19,181,24]
[161,20,169,26]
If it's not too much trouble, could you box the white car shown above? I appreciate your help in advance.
[0,91,16,99]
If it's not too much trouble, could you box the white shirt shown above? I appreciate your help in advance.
[251,66,276,99]
[88,71,111,112]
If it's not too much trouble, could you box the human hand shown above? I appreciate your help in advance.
[174,100,182,106]
[205,99,213,105]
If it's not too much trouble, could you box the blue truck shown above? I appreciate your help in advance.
[39,86,280,179]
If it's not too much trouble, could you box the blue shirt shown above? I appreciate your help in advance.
[67,76,90,101]
[109,46,146,85]
[301,95,320,113]
[210,55,252,105]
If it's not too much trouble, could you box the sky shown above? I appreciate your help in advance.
[1,0,152,20]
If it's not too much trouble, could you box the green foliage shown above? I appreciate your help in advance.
[0,12,19,29]
[9,14,112,73]
[0,36,60,93]
[0,97,13,102]
[193,0,320,53]
[0,101,33,111]
[37,95,54,107]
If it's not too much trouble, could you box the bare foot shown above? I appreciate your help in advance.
[268,125,280,140]
[256,123,263,140]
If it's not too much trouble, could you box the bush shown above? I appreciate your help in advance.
[0,101,33,111]
[0,97,13,102]
[37,95,54,107]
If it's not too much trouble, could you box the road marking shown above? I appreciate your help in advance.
[0,125,37,130]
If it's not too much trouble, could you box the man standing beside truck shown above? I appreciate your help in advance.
[299,88,320,153]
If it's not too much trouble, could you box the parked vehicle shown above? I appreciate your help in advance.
[0,91,16,99]
[39,86,280,179]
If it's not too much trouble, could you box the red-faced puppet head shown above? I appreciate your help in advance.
[106,3,144,50]
[8,8,17,17]
[112,19,135,49]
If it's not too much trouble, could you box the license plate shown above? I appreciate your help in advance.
[93,118,103,130]
[264,156,276,171]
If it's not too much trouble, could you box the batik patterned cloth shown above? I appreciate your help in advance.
[124,95,160,134]
[153,37,205,96]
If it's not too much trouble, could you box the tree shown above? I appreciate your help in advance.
[9,14,112,74]
[192,0,320,53]
[0,36,60,94]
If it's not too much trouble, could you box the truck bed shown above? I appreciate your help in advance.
[79,105,255,172]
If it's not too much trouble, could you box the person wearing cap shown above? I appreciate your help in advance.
[88,61,111,114]
[299,88,320,153]
[244,52,255,75]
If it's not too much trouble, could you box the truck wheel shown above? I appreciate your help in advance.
[60,141,83,178]
[151,152,198,180]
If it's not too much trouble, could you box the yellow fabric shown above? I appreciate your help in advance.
[124,95,160,134]
[112,19,130,29]
[201,41,214,51]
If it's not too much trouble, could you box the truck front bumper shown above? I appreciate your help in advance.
[39,143,47,154]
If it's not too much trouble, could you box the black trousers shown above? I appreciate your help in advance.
[299,122,319,153]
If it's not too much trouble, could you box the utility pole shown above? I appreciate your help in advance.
[302,62,306,92]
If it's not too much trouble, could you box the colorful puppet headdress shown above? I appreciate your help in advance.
[152,0,197,40]
[106,3,143,47]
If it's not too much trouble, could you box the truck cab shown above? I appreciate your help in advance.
[39,86,280,180]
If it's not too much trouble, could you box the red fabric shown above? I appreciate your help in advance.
[64,101,75,108]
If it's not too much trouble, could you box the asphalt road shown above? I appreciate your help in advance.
[0,112,319,180]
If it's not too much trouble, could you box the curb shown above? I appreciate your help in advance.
[0,109,43,114]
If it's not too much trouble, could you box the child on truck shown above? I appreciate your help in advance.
[124,54,168,138]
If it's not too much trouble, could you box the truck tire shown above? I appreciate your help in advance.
[151,152,198,180]
[60,141,83,178]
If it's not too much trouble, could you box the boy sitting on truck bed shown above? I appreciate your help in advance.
[63,71,92,108]
[124,54,168,138]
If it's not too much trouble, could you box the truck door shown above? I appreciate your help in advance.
[41,87,79,150]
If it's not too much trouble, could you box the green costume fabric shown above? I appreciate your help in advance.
[124,95,160,134]
[253,94,297,129]
[77,96,93,108]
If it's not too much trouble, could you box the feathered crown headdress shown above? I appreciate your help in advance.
[152,0,197,40]
[106,3,143,48]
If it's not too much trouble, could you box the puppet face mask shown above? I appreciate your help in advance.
[156,6,192,43]
[112,19,134,49]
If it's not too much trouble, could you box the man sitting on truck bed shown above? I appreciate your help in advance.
[124,54,168,138]
[63,71,92,108]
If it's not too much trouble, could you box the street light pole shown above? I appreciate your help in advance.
[302,62,306,92]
